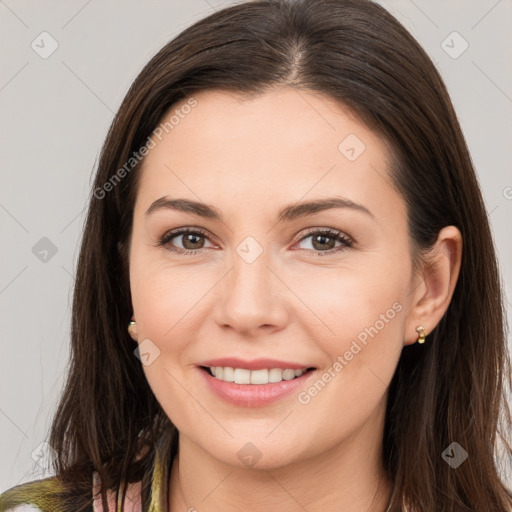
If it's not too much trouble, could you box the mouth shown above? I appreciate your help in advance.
[200,365,316,385]
[196,359,317,407]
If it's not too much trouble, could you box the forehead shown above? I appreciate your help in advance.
[135,87,403,225]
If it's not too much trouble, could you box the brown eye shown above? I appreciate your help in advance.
[181,233,206,250]
[311,233,336,251]
[158,228,214,254]
[296,229,352,255]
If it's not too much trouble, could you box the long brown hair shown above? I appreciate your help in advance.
[45,0,512,510]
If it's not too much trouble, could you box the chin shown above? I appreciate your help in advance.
[194,431,310,471]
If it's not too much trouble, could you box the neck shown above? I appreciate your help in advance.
[169,399,393,512]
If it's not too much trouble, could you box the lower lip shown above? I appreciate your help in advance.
[199,368,315,407]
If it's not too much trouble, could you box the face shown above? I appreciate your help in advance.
[128,87,416,469]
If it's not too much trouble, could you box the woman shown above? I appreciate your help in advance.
[1,0,511,510]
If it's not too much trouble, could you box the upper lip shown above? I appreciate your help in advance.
[198,357,314,371]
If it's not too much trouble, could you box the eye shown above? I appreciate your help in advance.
[294,228,352,256]
[157,228,215,255]
[156,227,353,256]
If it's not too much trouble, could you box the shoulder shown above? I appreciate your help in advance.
[0,472,142,512]
[0,475,69,512]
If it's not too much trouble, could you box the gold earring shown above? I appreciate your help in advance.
[128,319,138,340]
[415,325,426,344]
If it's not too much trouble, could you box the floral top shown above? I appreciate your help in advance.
[0,429,174,512]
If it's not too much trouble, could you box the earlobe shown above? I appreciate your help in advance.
[405,226,462,345]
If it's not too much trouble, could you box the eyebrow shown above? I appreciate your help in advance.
[145,196,374,222]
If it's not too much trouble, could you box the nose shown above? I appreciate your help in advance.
[215,250,289,337]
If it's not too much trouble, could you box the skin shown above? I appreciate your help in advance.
[127,86,462,511]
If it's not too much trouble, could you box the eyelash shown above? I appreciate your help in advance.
[156,227,353,257]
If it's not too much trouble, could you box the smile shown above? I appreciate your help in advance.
[204,366,313,384]
[197,359,317,407]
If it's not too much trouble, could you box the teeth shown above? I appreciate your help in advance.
[282,369,296,380]
[208,366,309,384]
[234,368,251,384]
[222,367,234,382]
[268,368,283,383]
[250,369,268,385]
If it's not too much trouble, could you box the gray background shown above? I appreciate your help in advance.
[1,0,511,493]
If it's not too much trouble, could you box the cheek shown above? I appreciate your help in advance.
[130,242,410,362]
[129,256,210,428]
[128,229,213,334]
[290,257,409,351]
[291,269,407,441]
[289,258,409,422]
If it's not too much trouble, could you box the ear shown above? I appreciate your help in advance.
[404,226,462,345]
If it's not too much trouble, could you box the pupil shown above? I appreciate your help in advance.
[183,234,203,249]
[313,235,334,250]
